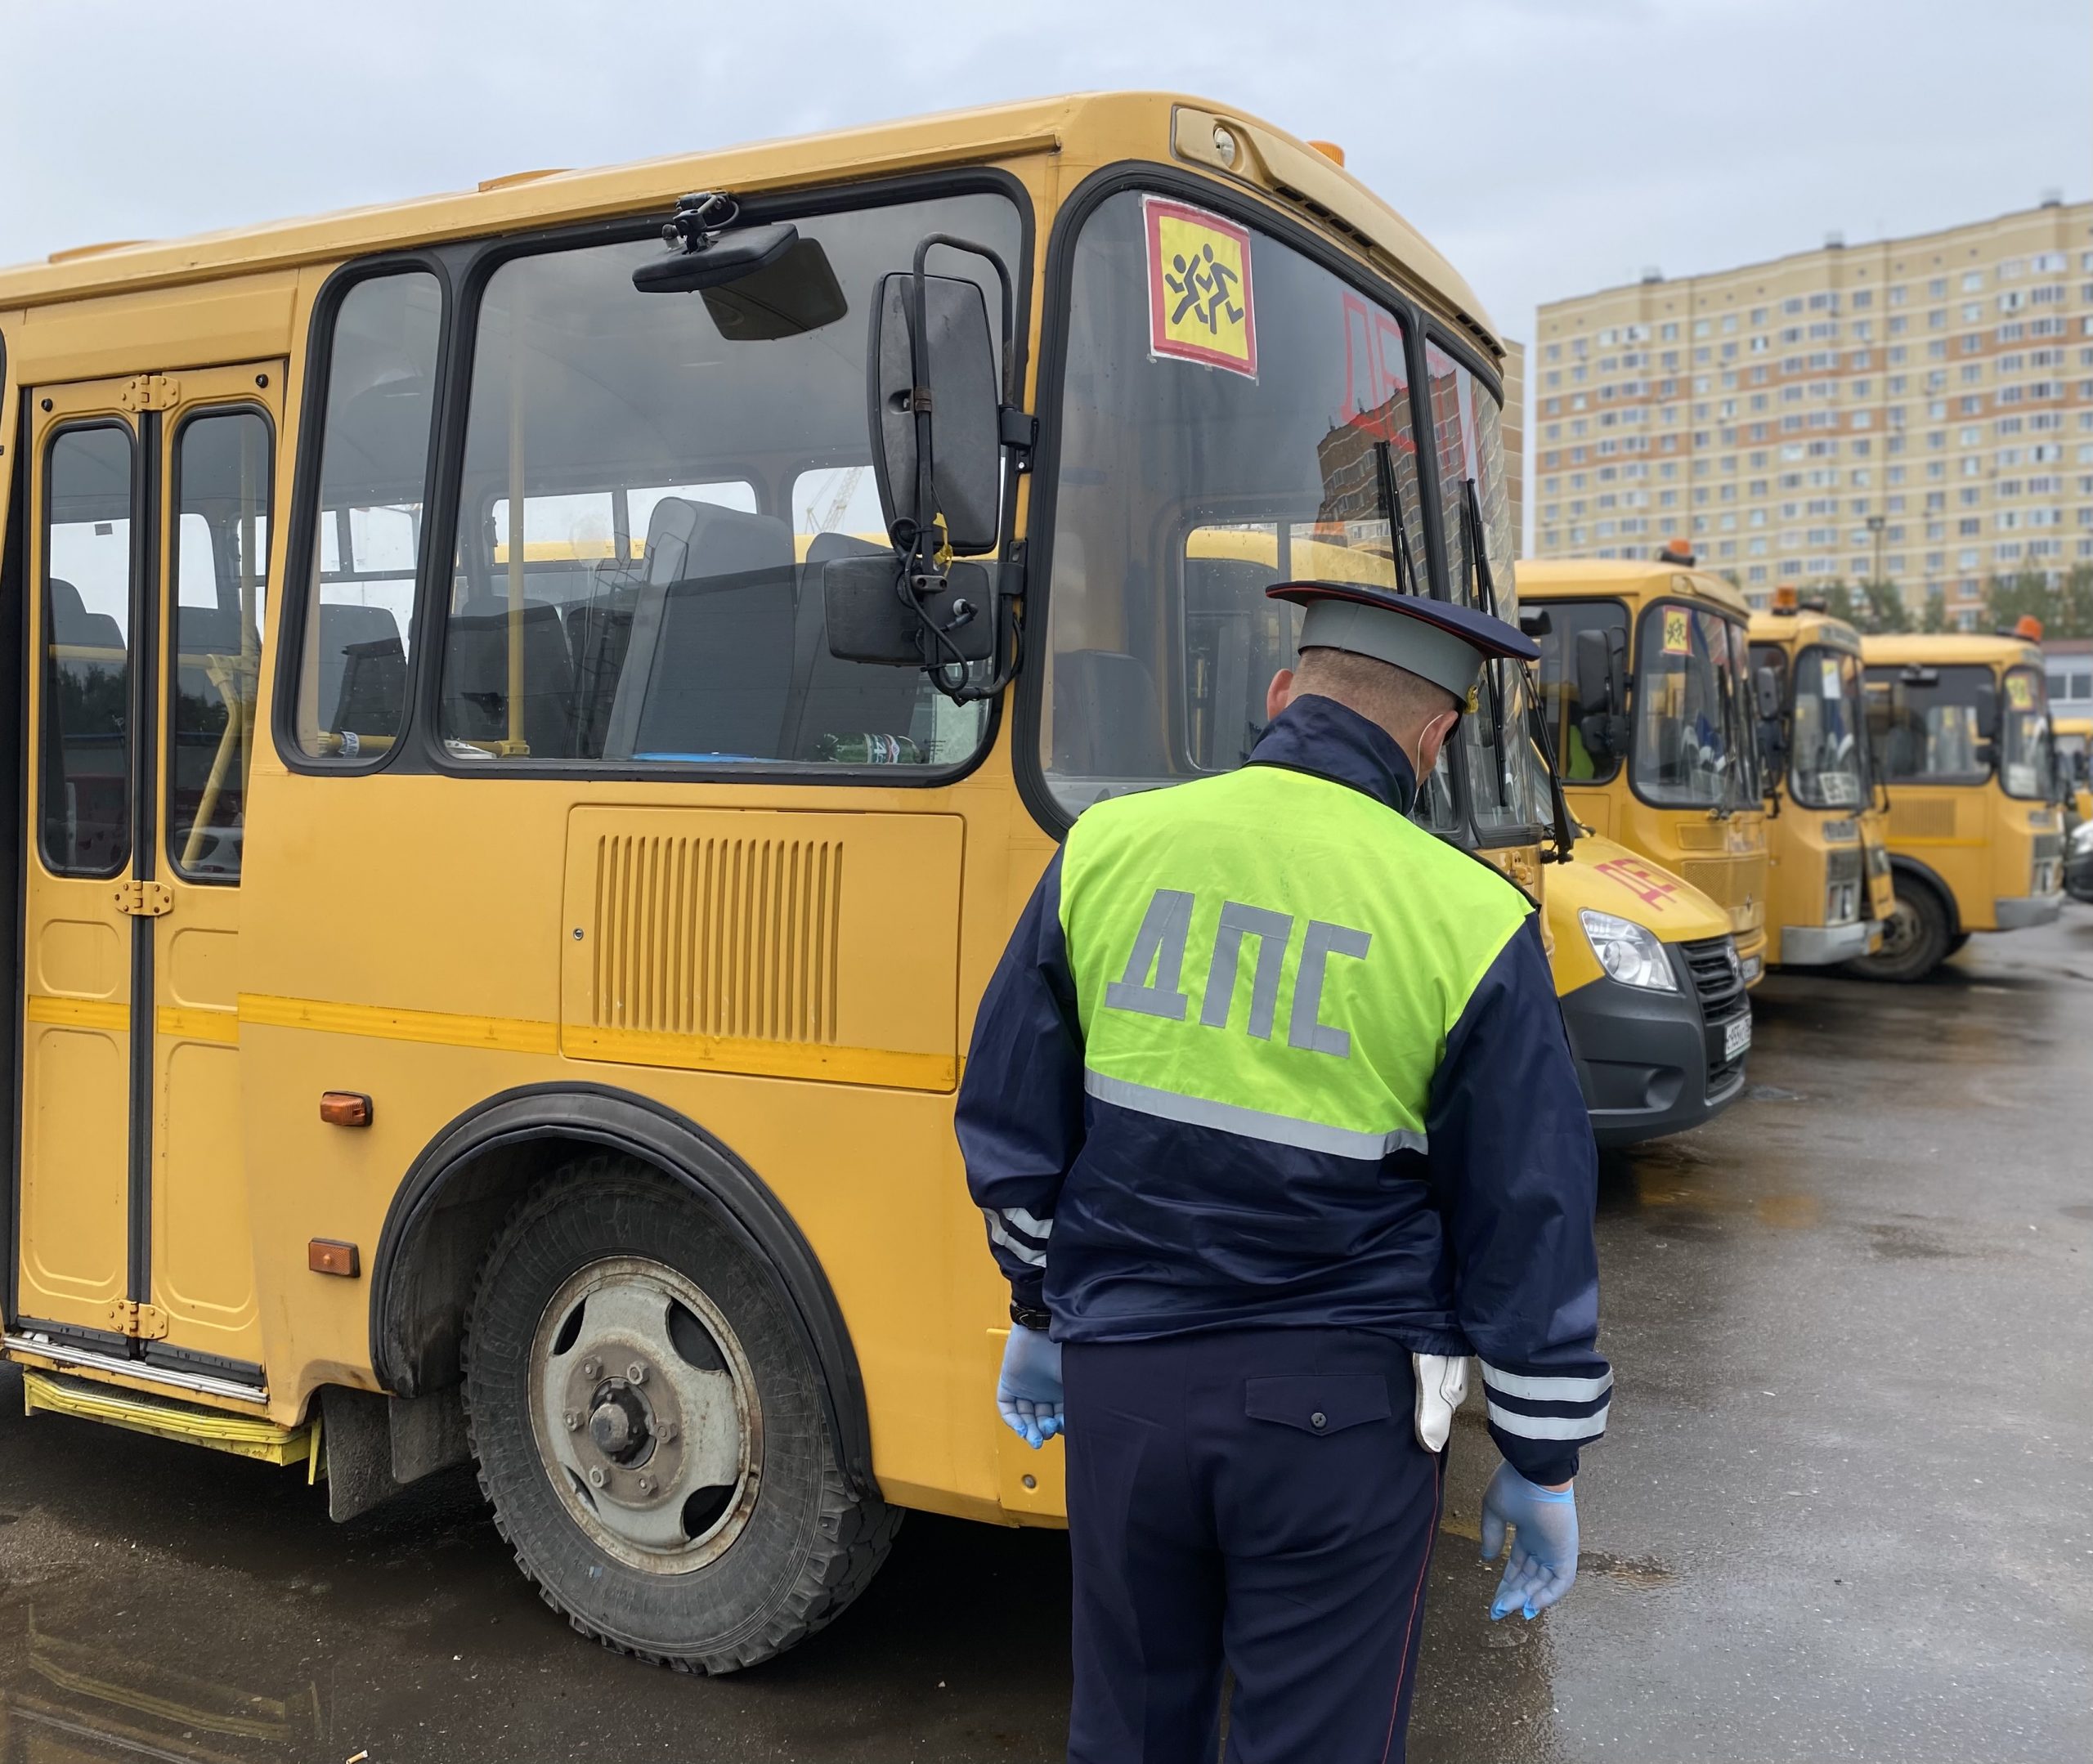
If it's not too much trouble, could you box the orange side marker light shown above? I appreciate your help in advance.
[320,1090,373,1128]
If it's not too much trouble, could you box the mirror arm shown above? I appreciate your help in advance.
[896,233,1029,706]
[912,233,1019,401]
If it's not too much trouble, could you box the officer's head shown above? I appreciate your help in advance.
[1262,582,1539,780]
[1266,649,1462,776]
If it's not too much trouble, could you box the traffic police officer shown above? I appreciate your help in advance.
[957,581,1611,1763]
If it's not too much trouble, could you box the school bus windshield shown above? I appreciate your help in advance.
[1787,645,1870,811]
[1038,187,1539,842]
[1632,602,1758,813]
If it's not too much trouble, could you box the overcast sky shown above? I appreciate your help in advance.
[2,0,2086,351]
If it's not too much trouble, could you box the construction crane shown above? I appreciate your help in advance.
[804,465,867,536]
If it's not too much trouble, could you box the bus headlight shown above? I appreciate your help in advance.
[1580,911,1678,992]
[2072,822,2093,858]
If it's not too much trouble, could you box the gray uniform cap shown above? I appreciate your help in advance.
[1297,599,1490,702]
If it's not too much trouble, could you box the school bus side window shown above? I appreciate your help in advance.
[41,424,135,877]
[169,409,271,879]
[292,270,441,759]
[432,191,1018,769]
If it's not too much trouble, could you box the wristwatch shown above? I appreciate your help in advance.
[1009,1301,1051,1332]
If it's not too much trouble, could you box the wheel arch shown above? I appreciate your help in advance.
[369,1082,875,1499]
[1887,853,1961,936]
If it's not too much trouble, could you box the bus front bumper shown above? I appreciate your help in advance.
[1777,920,1873,965]
[1994,893,2064,930]
[1560,972,1749,1149]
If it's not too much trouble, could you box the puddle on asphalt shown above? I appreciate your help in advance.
[1576,1550,1676,1587]
[0,1603,327,1759]
[1866,1221,1970,1260]
[1603,1141,1822,1233]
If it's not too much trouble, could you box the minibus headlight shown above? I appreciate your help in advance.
[1580,910,1678,992]
[2071,822,2093,857]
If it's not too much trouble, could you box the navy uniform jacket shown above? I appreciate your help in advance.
[957,696,1611,1484]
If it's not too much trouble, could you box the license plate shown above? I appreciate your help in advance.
[1723,1014,1753,1061]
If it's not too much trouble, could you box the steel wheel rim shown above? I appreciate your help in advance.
[527,1255,762,1574]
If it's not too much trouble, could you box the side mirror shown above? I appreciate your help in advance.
[1573,628,1614,714]
[819,554,998,668]
[869,269,1002,554]
[1973,684,2000,742]
[1754,664,1783,723]
[1573,627,1629,761]
[1758,717,1787,778]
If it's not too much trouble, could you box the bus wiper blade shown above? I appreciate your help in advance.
[1462,477,1503,620]
[1459,478,1506,743]
[1374,441,1420,598]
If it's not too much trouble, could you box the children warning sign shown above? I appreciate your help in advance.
[1145,196,1257,378]
[2006,673,2033,710]
[1661,607,1692,656]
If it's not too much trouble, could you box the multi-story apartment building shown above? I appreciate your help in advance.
[1502,337,1524,557]
[1528,197,2093,620]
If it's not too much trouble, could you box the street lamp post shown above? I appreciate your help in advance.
[1866,513,1887,620]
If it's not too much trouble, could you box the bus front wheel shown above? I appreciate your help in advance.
[1849,877,1951,983]
[461,1154,899,1672]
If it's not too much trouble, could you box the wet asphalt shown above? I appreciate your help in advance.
[2,911,2090,1763]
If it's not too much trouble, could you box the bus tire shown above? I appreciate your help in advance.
[460,1153,899,1673]
[1847,876,1950,983]
[1943,932,1971,958]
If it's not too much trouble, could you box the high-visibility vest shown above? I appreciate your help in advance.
[1059,761,1533,1162]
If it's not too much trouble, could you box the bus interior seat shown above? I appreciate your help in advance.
[317,603,405,735]
[442,595,578,757]
[1052,649,1168,778]
[785,530,926,760]
[603,499,797,760]
[47,578,125,652]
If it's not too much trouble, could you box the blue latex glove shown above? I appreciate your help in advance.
[997,1326,1064,1448]
[1480,1462,1579,1621]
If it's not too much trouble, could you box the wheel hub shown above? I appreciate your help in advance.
[588,1384,652,1463]
[527,1256,762,1574]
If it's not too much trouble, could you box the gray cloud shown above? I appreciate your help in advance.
[2,0,2084,353]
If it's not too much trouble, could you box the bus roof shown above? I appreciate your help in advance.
[1748,607,1861,655]
[2055,715,2093,738]
[1517,557,1752,620]
[1861,632,2044,670]
[0,92,1499,355]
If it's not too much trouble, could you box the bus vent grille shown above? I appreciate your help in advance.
[1889,799,1956,840]
[589,833,843,1043]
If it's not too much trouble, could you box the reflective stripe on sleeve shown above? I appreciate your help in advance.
[984,1211,1046,1268]
[1083,1069,1427,1162]
[1486,1399,1610,1442]
[1479,1363,1615,1404]
[1002,1206,1053,1239]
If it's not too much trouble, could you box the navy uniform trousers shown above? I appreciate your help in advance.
[1063,1327,1445,1764]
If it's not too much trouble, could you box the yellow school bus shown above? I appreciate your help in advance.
[1186,531,1752,1143]
[1746,593,1893,967]
[1856,632,2065,978]
[8,93,1737,1671]
[1521,553,1773,984]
